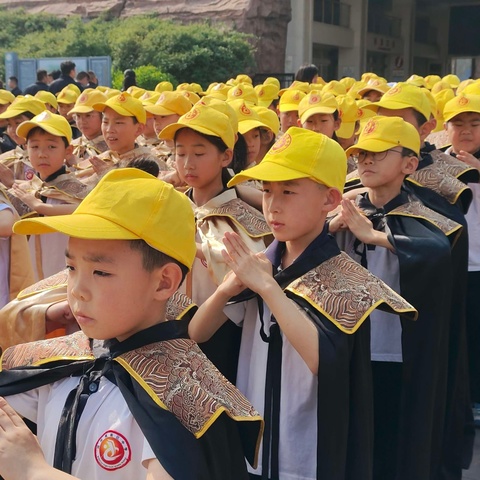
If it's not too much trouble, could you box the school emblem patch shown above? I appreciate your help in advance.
[79,94,88,104]
[117,94,127,103]
[184,108,200,120]
[240,103,252,116]
[233,87,243,97]
[458,96,469,106]
[95,430,131,471]
[386,85,401,97]
[309,94,320,104]
[363,119,377,135]
[258,88,265,97]
[271,132,292,154]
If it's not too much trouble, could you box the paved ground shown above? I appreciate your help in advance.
[464,431,480,479]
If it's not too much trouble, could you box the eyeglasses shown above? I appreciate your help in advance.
[353,149,404,164]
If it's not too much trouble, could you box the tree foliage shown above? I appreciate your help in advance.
[0,9,256,88]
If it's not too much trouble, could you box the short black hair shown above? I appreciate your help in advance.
[49,70,61,80]
[128,239,189,285]
[60,61,76,76]
[411,109,428,128]
[401,147,417,157]
[76,71,89,81]
[36,69,48,82]
[127,157,160,177]
[26,126,69,148]
[9,76,18,84]
[295,64,319,83]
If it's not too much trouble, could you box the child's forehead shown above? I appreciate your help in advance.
[102,107,134,121]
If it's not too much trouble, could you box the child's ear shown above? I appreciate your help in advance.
[152,263,184,301]
[135,121,146,138]
[403,155,419,175]
[334,117,341,132]
[221,148,234,167]
[65,144,74,157]
[322,187,342,211]
[418,118,435,142]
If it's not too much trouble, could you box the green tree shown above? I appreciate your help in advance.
[0,10,256,87]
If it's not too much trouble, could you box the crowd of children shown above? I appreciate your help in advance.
[0,67,478,480]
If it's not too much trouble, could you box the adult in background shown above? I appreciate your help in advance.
[75,71,90,89]
[295,63,319,83]
[23,70,49,96]
[87,70,98,88]
[121,69,137,91]
[49,61,83,95]
[8,77,22,97]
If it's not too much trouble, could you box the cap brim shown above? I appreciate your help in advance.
[93,102,131,117]
[69,106,95,114]
[0,108,27,119]
[300,106,337,124]
[278,103,299,113]
[159,122,234,149]
[13,213,140,241]
[238,119,267,135]
[227,161,313,187]
[16,121,70,142]
[144,105,178,116]
[336,121,356,139]
[345,138,398,157]
[443,107,480,123]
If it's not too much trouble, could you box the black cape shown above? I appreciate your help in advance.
[0,319,262,480]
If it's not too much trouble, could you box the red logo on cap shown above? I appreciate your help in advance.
[386,86,401,97]
[240,103,251,116]
[258,88,265,97]
[158,94,166,103]
[363,119,377,135]
[95,430,131,471]
[458,96,469,106]
[118,94,127,103]
[79,94,88,103]
[233,88,243,97]
[271,133,292,154]
[309,95,320,104]
[292,92,300,101]
[184,108,200,120]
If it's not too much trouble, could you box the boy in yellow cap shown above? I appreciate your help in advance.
[297,90,341,139]
[277,89,306,134]
[358,82,479,213]
[189,126,417,480]
[334,115,462,480]
[57,85,81,140]
[0,168,263,479]
[68,89,109,161]
[76,92,166,181]
[442,93,480,435]
[0,96,47,187]
[7,111,88,281]
[0,89,16,154]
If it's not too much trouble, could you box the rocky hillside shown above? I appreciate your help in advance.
[0,0,292,73]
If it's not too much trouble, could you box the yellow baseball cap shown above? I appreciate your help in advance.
[336,95,361,139]
[254,83,280,108]
[69,89,108,114]
[13,168,196,270]
[227,84,258,105]
[345,116,420,157]
[264,77,281,89]
[35,91,58,110]
[93,92,147,124]
[203,82,230,100]
[432,88,455,132]
[322,80,347,97]
[424,75,442,90]
[431,81,453,95]
[456,79,475,95]
[339,77,356,91]
[443,93,480,123]
[126,86,146,98]
[16,111,73,144]
[253,106,280,136]
[143,91,193,117]
[235,74,253,85]
[180,90,200,105]
[364,82,432,121]
[278,89,306,113]
[154,81,174,93]
[442,74,461,89]
[461,81,480,96]
[298,90,338,124]
[357,79,390,98]
[0,95,46,119]
[228,127,347,192]
[57,86,79,105]
[196,96,238,135]
[406,74,427,88]
[278,81,310,96]
[0,89,15,105]
[159,105,235,149]
[229,99,267,135]
[140,91,161,105]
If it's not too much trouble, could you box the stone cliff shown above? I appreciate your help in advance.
[0,0,292,73]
